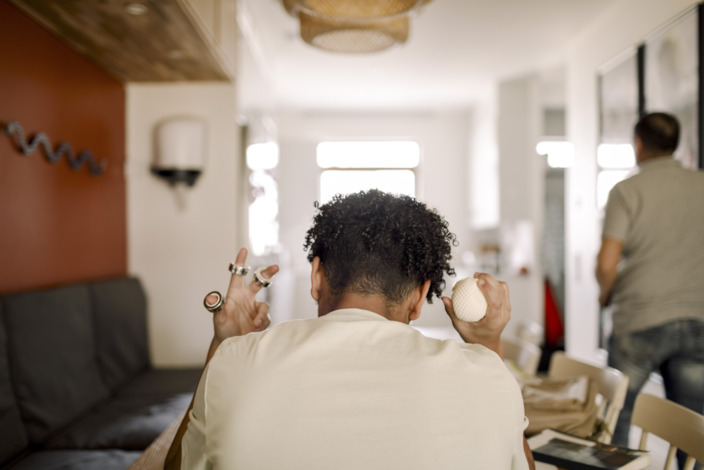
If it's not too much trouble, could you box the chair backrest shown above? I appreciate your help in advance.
[547,351,629,443]
[514,320,544,346]
[502,336,541,377]
[632,393,704,470]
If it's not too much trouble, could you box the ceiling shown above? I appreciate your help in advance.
[237,0,617,113]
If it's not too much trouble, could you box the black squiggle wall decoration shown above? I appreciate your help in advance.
[4,121,107,176]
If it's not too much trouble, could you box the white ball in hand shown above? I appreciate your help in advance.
[451,277,487,322]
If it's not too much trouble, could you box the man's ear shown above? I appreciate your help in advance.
[310,256,323,302]
[409,280,432,322]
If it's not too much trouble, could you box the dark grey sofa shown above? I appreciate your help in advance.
[0,277,201,470]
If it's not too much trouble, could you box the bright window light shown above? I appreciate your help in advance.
[247,142,279,170]
[535,141,575,168]
[317,141,420,168]
[248,170,279,255]
[317,141,419,204]
[320,170,415,204]
[597,143,636,169]
[597,170,631,209]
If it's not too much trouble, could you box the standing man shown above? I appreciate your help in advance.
[596,112,704,447]
[166,190,534,470]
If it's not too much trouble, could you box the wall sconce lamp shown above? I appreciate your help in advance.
[151,117,207,187]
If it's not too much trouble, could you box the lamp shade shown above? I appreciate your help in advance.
[300,12,408,53]
[297,0,423,18]
[282,0,431,53]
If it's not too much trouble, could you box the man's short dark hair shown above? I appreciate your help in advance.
[634,112,680,155]
[303,190,456,305]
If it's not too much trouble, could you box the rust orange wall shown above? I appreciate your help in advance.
[0,2,126,294]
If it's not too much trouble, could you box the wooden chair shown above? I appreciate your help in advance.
[547,351,629,443]
[502,335,541,377]
[632,393,704,470]
[514,320,544,346]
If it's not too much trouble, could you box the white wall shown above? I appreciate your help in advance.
[497,75,546,333]
[272,112,474,329]
[564,0,699,362]
[126,83,241,367]
[467,100,500,231]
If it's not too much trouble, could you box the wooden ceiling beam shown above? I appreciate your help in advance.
[8,0,234,82]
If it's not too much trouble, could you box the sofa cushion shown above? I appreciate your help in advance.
[2,284,110,444]
[3,449,141,470]
[44,392,192,451]
[90,277,149,390]
[0,301,29,465]
[117,368,202,396]
[44,368,199,450]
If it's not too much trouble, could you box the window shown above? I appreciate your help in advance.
[247,142,279,256]
[596,143,637,209]
[535,141,575,168]
[316,141,420,203]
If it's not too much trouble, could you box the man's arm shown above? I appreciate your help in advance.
[442,274,535,470]
[441,272,509,357]
[163,248,278,470]
[596,237,623,307]
[163,338,219,470]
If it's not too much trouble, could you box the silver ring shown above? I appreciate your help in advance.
[229,263,249,276]
[204,291,226,313]
[253,267,272,288]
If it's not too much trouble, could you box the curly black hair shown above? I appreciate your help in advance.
[303,190,457,306]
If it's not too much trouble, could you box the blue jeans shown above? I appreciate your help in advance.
[608,319,704,466]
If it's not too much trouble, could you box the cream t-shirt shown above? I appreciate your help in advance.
[181,309,529,469]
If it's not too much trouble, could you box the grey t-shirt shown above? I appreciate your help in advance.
[602,157,704,334]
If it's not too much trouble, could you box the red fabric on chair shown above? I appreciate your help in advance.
[544,279,564,348]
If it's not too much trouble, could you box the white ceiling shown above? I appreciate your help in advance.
[237,0,617,113]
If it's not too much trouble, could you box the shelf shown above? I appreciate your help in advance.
[9,0,234,82]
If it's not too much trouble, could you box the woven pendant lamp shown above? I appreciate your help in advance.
[299,12,409,53]
[296,0,423,18]
[282,0,432,53]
